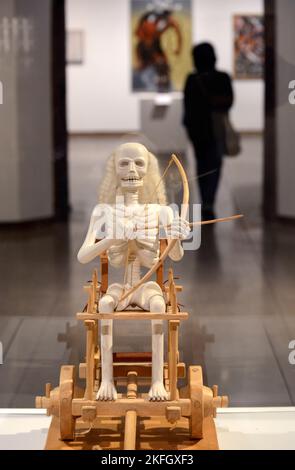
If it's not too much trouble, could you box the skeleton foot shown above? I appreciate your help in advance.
[148,381,169,401]
[96,381,117,401]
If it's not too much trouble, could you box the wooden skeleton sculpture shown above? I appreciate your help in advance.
[78,143,190,401]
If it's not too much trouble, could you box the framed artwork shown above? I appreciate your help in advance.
[67,30,84,65]
[131,0,192,92]
[233,14,264,79]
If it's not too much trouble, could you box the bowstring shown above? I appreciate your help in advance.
[152,156,175,198]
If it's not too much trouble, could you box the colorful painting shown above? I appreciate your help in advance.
[131,0,192,92]
[233,15,264,79]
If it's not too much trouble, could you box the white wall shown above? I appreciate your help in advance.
[66,0,139,132]
[276,0,295,218]
[67,0,264,133]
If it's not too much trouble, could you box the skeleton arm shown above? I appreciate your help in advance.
[77,205,118,264]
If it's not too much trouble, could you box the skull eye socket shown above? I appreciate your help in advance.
[135,159,145,168]
[119,160,129,168]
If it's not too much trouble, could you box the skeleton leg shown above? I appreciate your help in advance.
[96,294,118,400]
[149,295,169,401]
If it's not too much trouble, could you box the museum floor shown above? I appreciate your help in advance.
[0,135,295,408]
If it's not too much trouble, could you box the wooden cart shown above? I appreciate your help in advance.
[36,242,228,450]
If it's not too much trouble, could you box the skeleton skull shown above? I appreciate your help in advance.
[115,143,149,189]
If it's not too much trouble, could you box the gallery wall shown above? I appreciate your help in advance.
[66,0,264,133]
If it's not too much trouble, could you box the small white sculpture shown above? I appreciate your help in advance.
[78,143,190,401]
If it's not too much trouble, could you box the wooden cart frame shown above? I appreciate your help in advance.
[36,241,228,449]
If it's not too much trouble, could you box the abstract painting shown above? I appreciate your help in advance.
[131,0,192,92]
[233,15,264,79]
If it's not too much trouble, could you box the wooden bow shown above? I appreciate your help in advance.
[119,154,189,302]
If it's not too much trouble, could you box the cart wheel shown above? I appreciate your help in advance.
[188,365,204,439]
[59,365,76,440]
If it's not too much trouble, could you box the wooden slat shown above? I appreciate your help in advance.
[113,352,152,363]
[77,311,188,321]
[85,320,95,400]
[92,269,98,312]
[100,251,108,294]
[169,268,177,315]
[72,397,191,417]
[164,285,182,293]
[156,239,167,290]
[169,320,179,401]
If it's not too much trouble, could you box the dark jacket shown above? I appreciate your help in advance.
[183,70,233,144]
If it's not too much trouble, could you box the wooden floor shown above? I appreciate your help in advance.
[0,136,295,407]
[45,416,219,451]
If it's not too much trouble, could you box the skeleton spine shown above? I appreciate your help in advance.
[126,256,141,286]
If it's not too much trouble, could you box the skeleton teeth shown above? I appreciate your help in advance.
[123,177,140,182]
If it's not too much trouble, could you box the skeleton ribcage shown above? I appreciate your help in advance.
[108,205,161,269]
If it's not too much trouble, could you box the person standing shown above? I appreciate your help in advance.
[183,43,234,220]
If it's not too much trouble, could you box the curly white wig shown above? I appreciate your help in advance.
[98,143,167,205]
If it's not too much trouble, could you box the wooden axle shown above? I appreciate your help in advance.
[71,397,191,418]
[36,393,228,420]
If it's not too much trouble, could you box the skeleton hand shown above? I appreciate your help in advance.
[166,216,190,240]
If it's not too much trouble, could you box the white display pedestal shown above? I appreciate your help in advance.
[0,408,295,450]
[140,95,187,154]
